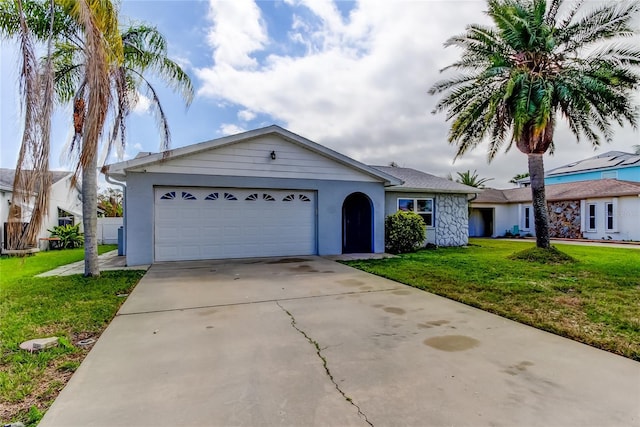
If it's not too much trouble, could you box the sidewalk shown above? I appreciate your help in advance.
[36,250,150,277]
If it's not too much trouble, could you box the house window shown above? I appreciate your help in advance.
[523,206,531,230]
[605,202,614,231]
[397,198,434,227]
[57,208,74,226]
[601,171,617,179]
[587,203,597,231]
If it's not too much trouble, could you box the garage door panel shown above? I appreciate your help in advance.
[154,188,316,261]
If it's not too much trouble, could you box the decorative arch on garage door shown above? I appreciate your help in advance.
[342,192,373,253]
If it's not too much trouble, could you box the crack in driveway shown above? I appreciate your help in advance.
[276,301,373,427]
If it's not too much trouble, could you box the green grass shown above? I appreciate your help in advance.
[0,246,144,425]
[346,239,640,360]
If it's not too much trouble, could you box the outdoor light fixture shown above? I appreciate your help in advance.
[270,151,276,160]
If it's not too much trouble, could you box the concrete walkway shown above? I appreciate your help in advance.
[40,256,640,427]
[36,250,150,277]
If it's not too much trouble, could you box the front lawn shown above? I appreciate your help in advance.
[346,239,640,360]
[0,247,145,425]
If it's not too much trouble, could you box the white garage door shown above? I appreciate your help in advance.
[154,187,316,261]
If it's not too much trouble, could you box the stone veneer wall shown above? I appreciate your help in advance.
[436,194,469,246]
[547,200,581,239]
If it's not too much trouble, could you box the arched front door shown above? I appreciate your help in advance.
[342,192,373,253]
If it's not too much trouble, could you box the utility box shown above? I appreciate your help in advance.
[117,226,124,256]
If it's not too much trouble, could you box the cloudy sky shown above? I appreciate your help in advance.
[1,0,638,187]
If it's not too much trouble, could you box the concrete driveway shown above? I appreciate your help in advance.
[41,256,639,427]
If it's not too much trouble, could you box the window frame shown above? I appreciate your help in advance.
[587,203,597,231]
[605,202,615,231]
[397,197,434,227]
[522,206,531,231]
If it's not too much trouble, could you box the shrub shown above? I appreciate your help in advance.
[48,224,84,249]
[385,211,426,254]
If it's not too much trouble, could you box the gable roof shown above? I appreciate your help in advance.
[105,125,403,186]
[372,166,481,194]
[546,151,640,176]
[0,168,72,192]
[475,179,640,204]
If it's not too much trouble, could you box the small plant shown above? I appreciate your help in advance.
[48,224,84,249]
[385,211,426,254]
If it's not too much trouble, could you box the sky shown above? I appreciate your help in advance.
[0,0,638,188]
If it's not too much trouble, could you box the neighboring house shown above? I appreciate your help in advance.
[514,151,640,187]
[105,125,479,265]
[0,168,83,249]
[470,179,640,241]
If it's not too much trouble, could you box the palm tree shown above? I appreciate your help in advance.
[509,172,529,185]
[454,169,494,188]
[51,19,193,275]
[1,0,56,250]
[1,0,193,274]
[429,0,640,249]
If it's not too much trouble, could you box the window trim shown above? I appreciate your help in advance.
[522,206,531,231]
[587,203,597,231]
[397,197,434,227]
[605,201,617,232]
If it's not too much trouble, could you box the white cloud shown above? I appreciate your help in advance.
[238,109,257,121]
[206,0,268,68]
[219,123,246,135]
[132,93,152,115]
[196,0,640,187]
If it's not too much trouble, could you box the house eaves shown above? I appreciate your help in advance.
[104,125,403,186]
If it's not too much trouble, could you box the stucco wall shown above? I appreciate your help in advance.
[384,192,469,246]
[581,196,640,241]
[124,172,386,265]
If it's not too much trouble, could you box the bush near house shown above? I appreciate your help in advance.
[385,211,426,254]
[47,224,84,249]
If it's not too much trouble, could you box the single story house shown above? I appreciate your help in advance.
[105,125,478,265]
[0,168,83,250]
[470,179,640,241]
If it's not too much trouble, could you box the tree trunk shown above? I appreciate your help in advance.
[82,154,99,276]
[528,153,551,249]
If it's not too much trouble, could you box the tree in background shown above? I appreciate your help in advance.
[98,188,122,217]
[453,169,494,188]
[430,0,640,249]
[633,145,640,155]
[510,173,530,185]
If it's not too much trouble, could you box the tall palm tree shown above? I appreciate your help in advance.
[1,0,193,274]
[51,19,193,275]
[1,0,56,250]
[429,0,640,249]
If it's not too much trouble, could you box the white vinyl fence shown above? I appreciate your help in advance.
[97,217,123,244]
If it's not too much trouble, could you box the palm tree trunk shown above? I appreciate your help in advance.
[82,154,99,276]
[528,153,551,249]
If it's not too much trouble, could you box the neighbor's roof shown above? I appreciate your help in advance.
[104,125,403,186]
[372,166,480,194]
[547,151,640,176]
[474,179,640,204]
[0,168,72,192]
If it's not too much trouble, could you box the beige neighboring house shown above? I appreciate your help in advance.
[0,168,83,250]
[470,179,640,241]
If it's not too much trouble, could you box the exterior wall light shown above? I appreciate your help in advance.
[270,151,276,160]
